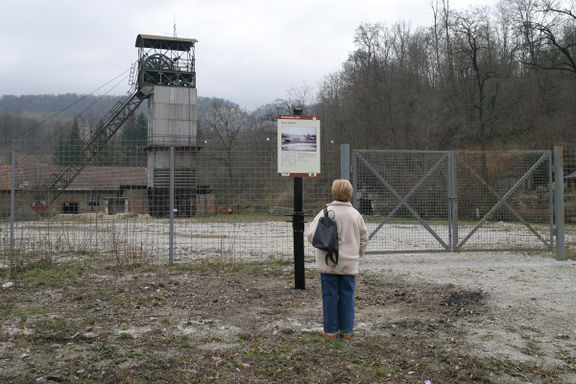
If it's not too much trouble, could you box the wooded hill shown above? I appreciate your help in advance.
[315,0,576,150]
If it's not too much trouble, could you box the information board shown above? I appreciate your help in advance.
[277,115,321,177]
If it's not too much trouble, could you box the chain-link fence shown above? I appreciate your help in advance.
[353,150,451,252]
[0,140,343,268]
[562,144,576,255]
[1,140,571,268]
[353,149,554,253]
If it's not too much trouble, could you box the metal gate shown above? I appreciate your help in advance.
[352,150,554,253]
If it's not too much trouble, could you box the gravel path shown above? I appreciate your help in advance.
[361,251,576,379]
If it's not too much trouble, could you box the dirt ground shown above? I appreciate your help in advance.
[1,252,575,384]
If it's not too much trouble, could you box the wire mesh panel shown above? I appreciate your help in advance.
[353,150,452,253]
[562,144,576,253]
[173,143,342,262]
[454,150,553,251]
[2,139,555,267]
[0,140,161,267]
[352,149,553,253]
[0,140,342,268]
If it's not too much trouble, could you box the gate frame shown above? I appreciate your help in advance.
[352,149,555,254]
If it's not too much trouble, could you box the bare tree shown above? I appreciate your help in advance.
[203,99,246,183]
[451,7,504,149]
[511,0,576,73]
[537,0,576,73]
[275,84,314,115]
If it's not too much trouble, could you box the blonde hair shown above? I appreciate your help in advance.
[331,179,353,202]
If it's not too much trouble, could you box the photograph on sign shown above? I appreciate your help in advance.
[277,116,320,177]
[281,126,317,152]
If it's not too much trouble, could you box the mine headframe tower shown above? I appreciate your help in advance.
[42,34,199,218]
[136,35,199,217]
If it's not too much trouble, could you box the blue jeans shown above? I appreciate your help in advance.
[320,273,355,334]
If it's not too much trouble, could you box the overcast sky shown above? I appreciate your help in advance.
[0,0,496,111]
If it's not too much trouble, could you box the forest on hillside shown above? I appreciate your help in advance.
[0,0,575,161]
[316,0,576,150]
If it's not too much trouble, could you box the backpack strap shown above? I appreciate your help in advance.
[325,251,339,266]
[323,207,338,266]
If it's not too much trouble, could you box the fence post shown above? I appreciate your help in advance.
[341,144,350,180]
[9,151,15,270]
[169,146,175,265]
[448,151,458,251]
[554,146,565,261]
[351,151,358,207]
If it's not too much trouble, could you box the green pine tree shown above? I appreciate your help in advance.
[92,122,119,166]
[67,120,86,164]
[52,120,86,165]
[52,131,67,165]
[121,113,147,166]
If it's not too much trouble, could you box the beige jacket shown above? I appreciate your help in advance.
[305,200,368,275]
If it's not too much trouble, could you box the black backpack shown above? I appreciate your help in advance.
[312,208,339,266]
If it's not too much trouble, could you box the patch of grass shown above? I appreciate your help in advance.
[305,269,319,279]
[23,308,46,317]
[31,317,75,342]
[520,339,541,356]
[378,337,395,350]
[150,336,167,348]
[563,248,576,260]
[146,356,171,370]
[135,294,166,307]
[112,294,130,306]
[237,333,250,341]
[119,332,134,340]
[244,339,295,361]
[20,262,85,287]
[555,347,576,364]
[125,351,143,359]
[38,317,71,333]
[373,361,397,377]
[0,302,16,320]
[165,259,296,284]
[330,339,346,349]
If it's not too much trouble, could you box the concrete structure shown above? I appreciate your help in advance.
[147,86,199,216]
[135,34,200,217]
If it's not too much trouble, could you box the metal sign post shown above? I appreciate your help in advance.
[293,176,305,289]
[277,108,321,290]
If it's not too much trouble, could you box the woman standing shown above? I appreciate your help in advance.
[305,179,368,340]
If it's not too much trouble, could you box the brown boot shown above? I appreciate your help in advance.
[322,332,337,340]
